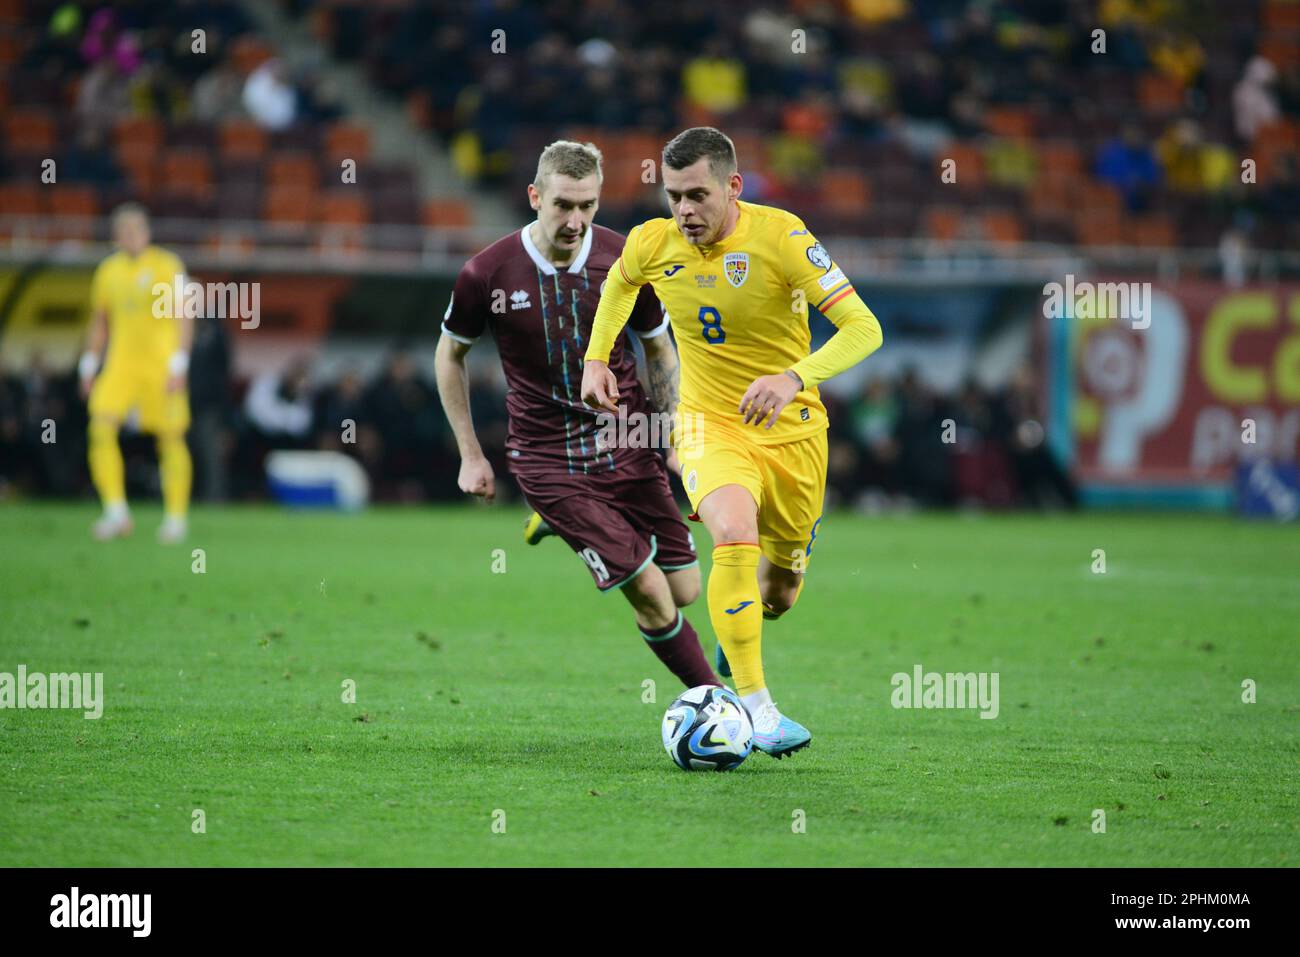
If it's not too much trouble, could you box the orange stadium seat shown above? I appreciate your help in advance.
[820,168,871,216]
[0,184,44,216]
[219,120,269,161]
[4,110,56,154]
[923,207,962,242]
[48,185,98,241]
[1079,180,1124,218]
[981,210,1024,245]
[1139,73,1185,115]
[230,36,273,75]
[1129,214,1177,247]
[1263,1,1300,29]
[320,191,370,225]
[1077,210,1124,247]
[159,151,214,201]
[267,152,320,190]
[1028,179,1072,221]
[983,106,1035,140]
[263,184,316,225]
[1035,140,1084,182]
[324,122,371,163]
[943,142,984,191]
[423,198,472,228]
[114,116,163,154]
[116,149,159,197]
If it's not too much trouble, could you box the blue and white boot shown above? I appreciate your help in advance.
[749,700,811,759]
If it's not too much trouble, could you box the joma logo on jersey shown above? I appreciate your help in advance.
[724,252,749,288]
[510,290,531,310]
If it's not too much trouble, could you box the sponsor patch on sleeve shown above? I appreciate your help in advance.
[818,267,846,291]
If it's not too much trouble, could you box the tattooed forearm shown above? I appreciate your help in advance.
[642,337,680,439]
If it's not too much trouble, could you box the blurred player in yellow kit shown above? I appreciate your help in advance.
[581,128,883,757]
[78,203,193,543]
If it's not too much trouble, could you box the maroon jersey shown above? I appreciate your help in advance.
[442,223,668,475]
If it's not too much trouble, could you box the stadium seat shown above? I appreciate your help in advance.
[944,142,984,192]
[113,117,163,154]
[324,122,371,164]
[923,207,963,242]
[1129,214,1177,248]
[1139,73,1186,115]
[981,210,1024,246]
[4,109,56,155]
[0,183,43,216]
[267,152,320,190]
[263,184,316,228]
[320,191,370,225]
[160,152,215,202]
[48,185,99,241]
[423,198,472,228]
[820,168,871,217]
[219,120,269,162]
[983,106,1035,140]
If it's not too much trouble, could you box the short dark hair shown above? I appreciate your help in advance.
[662,127,737,182]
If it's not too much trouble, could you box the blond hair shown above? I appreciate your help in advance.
[534,140,603,193]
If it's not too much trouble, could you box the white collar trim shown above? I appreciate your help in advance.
[521,222,594,275]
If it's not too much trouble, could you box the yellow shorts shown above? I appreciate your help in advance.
[679,419,827,571]
[88,363,190,435]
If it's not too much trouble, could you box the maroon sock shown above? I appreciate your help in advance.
[641,613,720,688]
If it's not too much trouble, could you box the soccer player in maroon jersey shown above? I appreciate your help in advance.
[434,141,719,689]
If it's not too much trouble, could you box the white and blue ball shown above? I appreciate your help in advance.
[661,685,753,771]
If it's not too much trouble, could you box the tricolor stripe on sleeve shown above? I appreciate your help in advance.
[816,282,854,312]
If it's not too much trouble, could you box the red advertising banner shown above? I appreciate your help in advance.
[1071,281,1300,483]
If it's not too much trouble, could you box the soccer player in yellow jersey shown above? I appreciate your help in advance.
[78,204,193,543]
[581,128,883,757]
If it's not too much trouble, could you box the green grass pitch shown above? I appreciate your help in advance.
[0,502,1295,866]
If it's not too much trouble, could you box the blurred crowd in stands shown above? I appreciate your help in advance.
[0,333,1075,512]
[326,0,1300,249]
[4,1,1299,253]
[3,0,423,236]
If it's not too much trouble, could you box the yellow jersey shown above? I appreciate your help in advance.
[90,245,187,371]
[584,200,883,445]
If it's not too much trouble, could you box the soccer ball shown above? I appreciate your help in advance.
[661,685,753,771]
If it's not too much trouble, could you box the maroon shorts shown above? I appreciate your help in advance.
[513,452,699,591]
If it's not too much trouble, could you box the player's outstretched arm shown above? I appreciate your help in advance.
[783,228,884,391]
[434,333,495,502]
[78,307,108,400]
[167,264,194,394]
[583,234,646,371]
[639,330,682,473]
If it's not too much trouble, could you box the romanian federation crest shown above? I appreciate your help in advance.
[724,252,749,288]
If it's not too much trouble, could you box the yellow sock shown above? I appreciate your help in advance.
[88,418,125,508]
[708,542,764,696]
[157,433,192,519]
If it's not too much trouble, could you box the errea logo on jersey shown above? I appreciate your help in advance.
[510,290,531,310]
